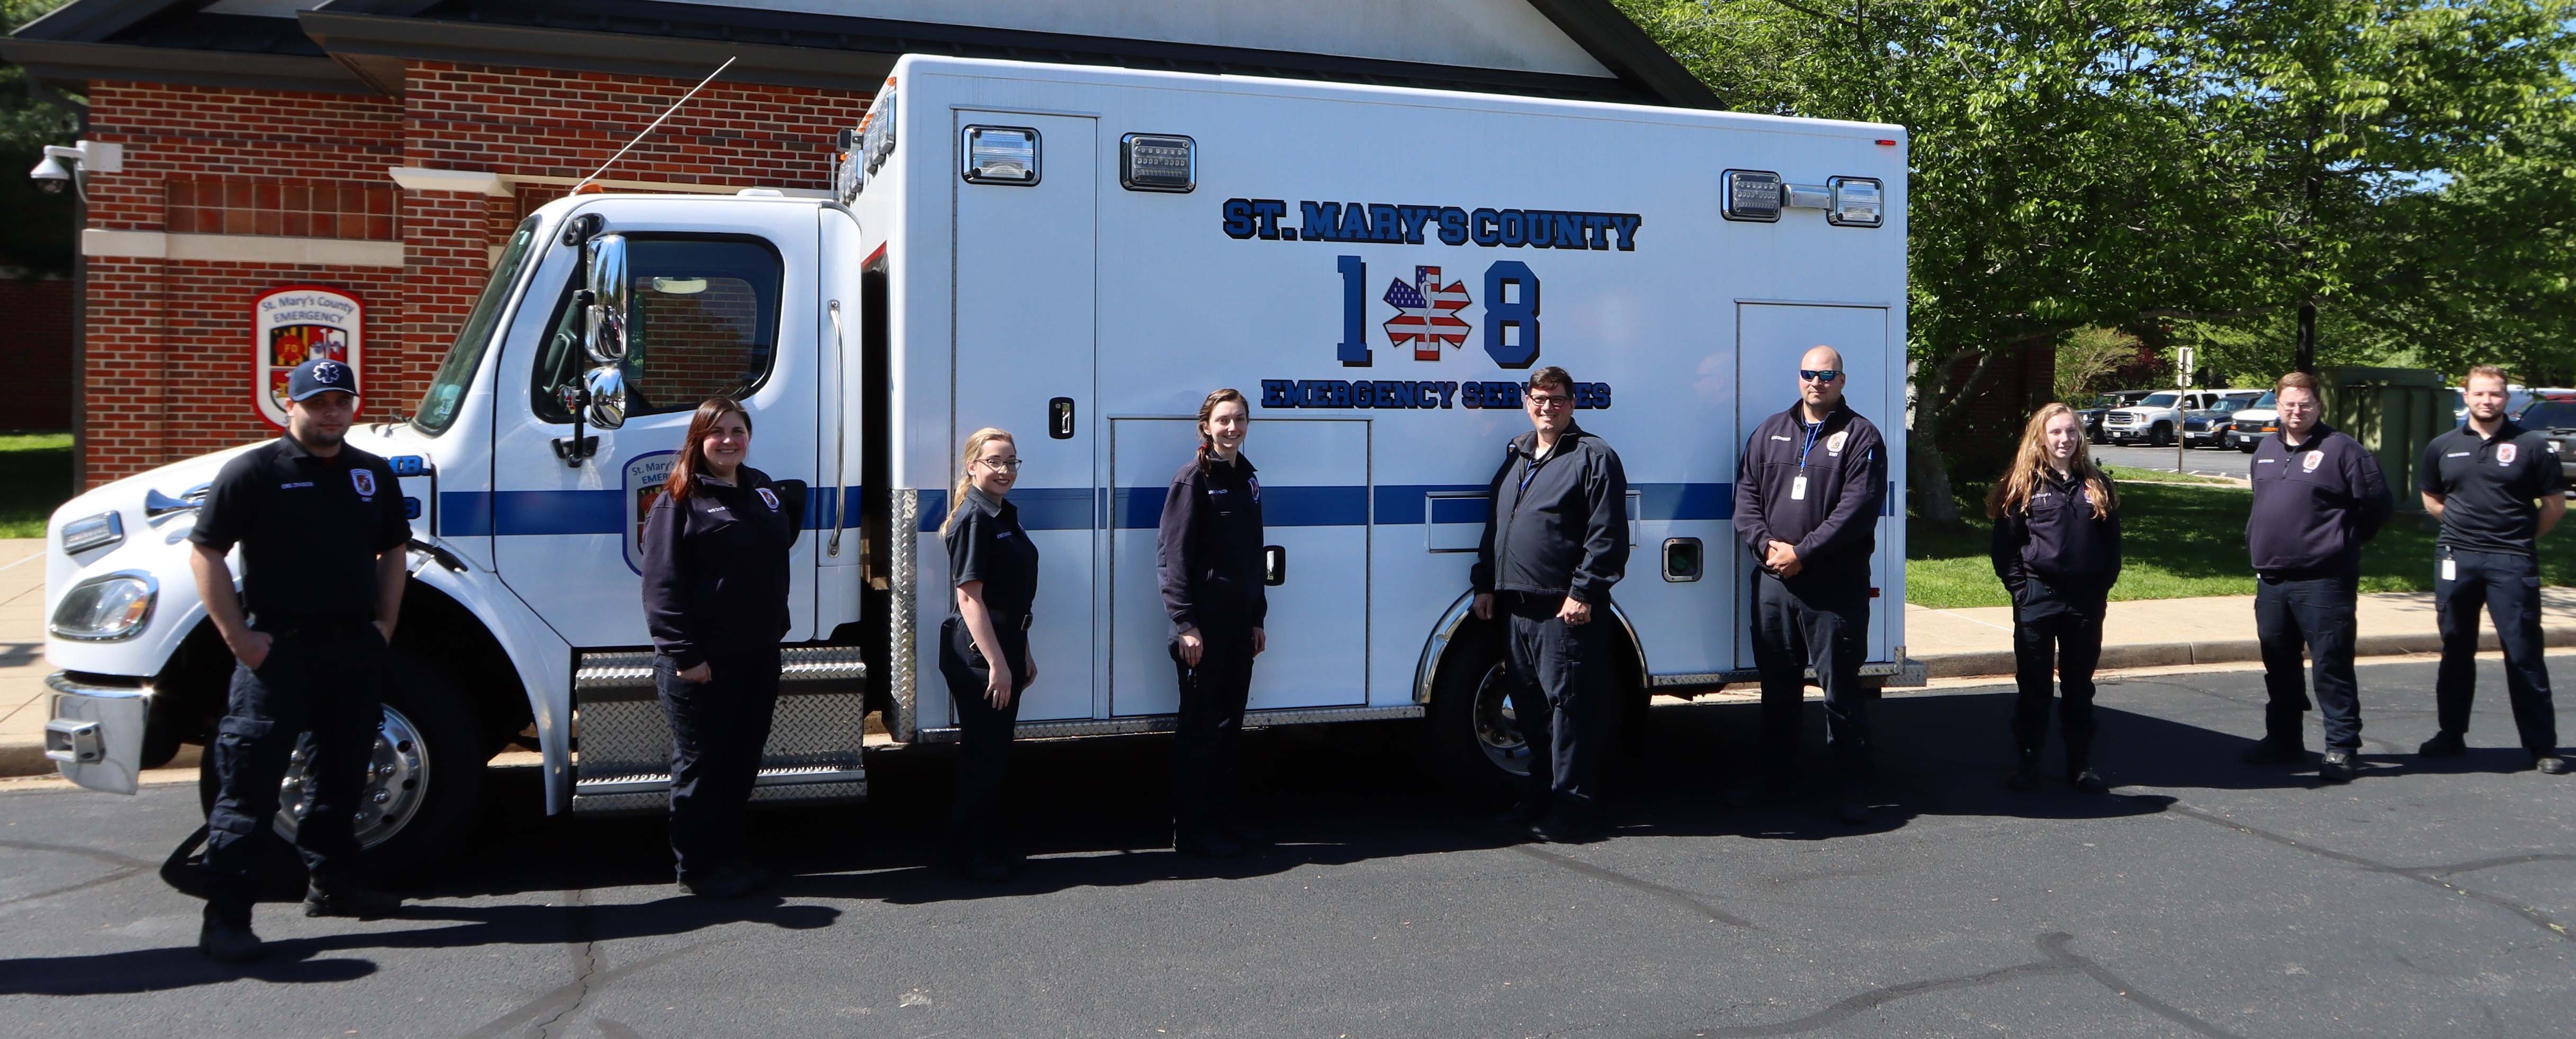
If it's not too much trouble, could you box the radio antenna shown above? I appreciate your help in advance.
[573,56,738,194]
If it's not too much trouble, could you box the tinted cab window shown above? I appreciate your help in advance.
[533,236,784,421]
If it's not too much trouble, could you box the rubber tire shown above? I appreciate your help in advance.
[1422,623,1527,804]
[2238,439,2259,454]
[196,647,487,884]
[2150,423,2173,447]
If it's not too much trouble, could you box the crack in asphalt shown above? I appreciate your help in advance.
[531,887,599,1039]
[1510,845,1756,928]
[1636,932,2240,1038]
[457,937,710,1039]
[2382,852,2576,879]
[0,865,145,909]
[0,838,157,910]
[2162,803,2572,942]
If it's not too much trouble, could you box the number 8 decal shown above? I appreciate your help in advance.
[1482,260,1540,368]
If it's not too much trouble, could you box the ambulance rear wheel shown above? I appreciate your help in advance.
[1425,629,1531,802]
[195,649,486,883]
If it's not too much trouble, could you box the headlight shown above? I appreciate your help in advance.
[51,572,156,642]
[60,511,123,555]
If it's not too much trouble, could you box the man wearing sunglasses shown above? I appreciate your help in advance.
[1734,346,1889,824]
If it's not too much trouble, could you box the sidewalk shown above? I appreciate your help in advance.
[0,538,60,779]
[1907,586,2576,679]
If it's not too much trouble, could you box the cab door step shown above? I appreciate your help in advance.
[568,646,868,815]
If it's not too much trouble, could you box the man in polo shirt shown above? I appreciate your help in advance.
[188,357,412,962]
[2418,365,2569,774]
[2243,371,2392,783]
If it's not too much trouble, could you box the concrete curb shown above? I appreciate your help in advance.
[1921,625,2576,680]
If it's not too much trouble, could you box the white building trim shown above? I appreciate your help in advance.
[386,167,511,196]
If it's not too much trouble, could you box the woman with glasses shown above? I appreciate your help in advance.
[1986,403,2123,793]
[639,397,805,897]
[938,428,1039,882]
[1157,388,1268,857]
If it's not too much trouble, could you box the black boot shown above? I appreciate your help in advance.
[2067,767,2110,794]
[303,879,402,919]
[199,898,264,964]
[2006,748,2042,791]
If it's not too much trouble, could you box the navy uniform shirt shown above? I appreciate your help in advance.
[188,436,410,631]
[1734,399,1887,586]
[2419,421,2569,555]
[1470,425,1630,604]
[1156,452,1267,631]
[638,466,805,668]
[945,486,1039,619]
[2248,424,2392,576]
[1990,468,2123,604]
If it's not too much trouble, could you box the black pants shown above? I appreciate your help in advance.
[1172,620,1256,837]
[2434,548,2558,754]
[655,646,781,882]
[1752,573,1874,779]
[2255,571,2363,750]
[2011,601,2103,770]
[940,614,1028,857]
[201,622,388,914]
[1500,591,1614,814]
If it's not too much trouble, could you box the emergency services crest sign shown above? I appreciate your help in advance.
[253,286,362,430]
[622,450,677,575]
[2302,451,2324,473]
[2499,444,2518,465]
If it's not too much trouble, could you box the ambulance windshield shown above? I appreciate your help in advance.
[414,216,542,435]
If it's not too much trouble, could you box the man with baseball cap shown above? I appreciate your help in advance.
[188,357,412,962]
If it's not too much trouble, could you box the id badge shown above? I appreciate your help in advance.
[1791,475,1808,501]
[2441,557,2456,582]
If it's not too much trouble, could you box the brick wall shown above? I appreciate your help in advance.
[0,279,75,430]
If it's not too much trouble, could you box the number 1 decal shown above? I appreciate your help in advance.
[1335,256,1541,368]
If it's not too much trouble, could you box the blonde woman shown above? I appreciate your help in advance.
[938,428,1038,882]
[1987,404,2123,794]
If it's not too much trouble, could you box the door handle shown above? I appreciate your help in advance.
[1263,545,1286,586]
[1049,397,1075,439]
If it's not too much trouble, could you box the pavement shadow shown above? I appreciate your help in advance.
[0,895,837,996]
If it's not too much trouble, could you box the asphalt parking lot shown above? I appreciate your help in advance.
[2093,443,2254,480]
[2,655,2570,1038]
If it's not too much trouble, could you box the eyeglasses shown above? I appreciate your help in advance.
[976,457,1022,471]
[1526,394,1573,410]
[1800,369,1843,383]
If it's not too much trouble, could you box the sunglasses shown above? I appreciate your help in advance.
[1800,369,1843,383]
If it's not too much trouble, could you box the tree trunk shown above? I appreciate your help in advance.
[1905,344,2008,526]
[2295,300,2317,374]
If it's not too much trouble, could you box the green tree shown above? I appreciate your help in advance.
[1,0,79,278]
[2056,326,2142,404]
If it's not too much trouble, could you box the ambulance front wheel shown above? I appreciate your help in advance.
[196,648,487,882]
[1424,628,1533,801]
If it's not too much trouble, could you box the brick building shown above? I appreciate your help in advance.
[5,0,1712,485]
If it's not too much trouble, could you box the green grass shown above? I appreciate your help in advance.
[0,432,73,539]
[1907,479,2576,609]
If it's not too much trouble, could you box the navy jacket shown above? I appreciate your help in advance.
[2247,425,2391,577]
[1157,451,1268,631]
[1734,400,1888,587]
[1470,425,1629,604]
[639,467,805,668]
[1990,468,2122,616]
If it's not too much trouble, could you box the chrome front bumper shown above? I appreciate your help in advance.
[44,672,152,795]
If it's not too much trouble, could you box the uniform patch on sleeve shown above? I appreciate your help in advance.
[757,487,780,511]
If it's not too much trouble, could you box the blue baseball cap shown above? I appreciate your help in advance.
[288,358,358,401]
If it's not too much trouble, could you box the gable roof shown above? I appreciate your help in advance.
[5,0,1720,108]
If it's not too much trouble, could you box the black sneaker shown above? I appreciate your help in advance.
[1834,783,1870,825]
[681,861,776,898]
[2319,750,2357,783]
[2006,751,2042,791]
[2534,754,2569,775]
[1219,823,1274,852]
[1175,829,1249,860]
[2068,768,2110,794]
[199,910,264,964]
[2241,739,2306,765]
[302,882,401,919]
[2417,731,2467,757]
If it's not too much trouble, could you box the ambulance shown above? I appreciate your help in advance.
[39,55,1922,866]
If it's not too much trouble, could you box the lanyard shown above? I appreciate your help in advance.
[1798,419,1824,469]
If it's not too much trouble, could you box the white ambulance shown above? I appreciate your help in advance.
[40,56,1920,865]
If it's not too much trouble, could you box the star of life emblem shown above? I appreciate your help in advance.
[312,360,344,384]
[350,468,375,496]
[2498,443,2517,465]
[1381,266,1471,360]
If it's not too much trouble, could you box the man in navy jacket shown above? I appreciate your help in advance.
[2243,371,2391,783]
[1734,345,1888,824]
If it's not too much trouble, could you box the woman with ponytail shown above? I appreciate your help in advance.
[1987,403,2124,794]
[1156,389,1268,857]
[938,427,1038,882]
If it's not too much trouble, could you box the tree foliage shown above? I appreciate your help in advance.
[0,0,79,278]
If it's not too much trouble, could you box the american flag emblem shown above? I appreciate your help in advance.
[1382,266,1472,361]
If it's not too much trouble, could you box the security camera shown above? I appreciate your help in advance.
[28,154,70,194]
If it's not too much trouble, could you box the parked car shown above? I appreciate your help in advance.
[2103,389,2240,447]
[2226,391,2278,452]
[2082,390,2155,444]
[2516,399,2576,495]
[2182,390,2264,449]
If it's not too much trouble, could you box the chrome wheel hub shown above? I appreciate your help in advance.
[1469,663,1533,777]
[272,704,430,850]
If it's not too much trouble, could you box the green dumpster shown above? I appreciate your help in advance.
[2321,366,2448,513]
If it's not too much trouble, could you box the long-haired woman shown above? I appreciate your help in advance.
[639,397,805,897]
[938,427,1039,882]
[1156,388,1268,857]
[1986,403,2123,794]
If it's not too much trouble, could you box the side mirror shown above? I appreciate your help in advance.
[583,233,630,363]
[581,364,627,430]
